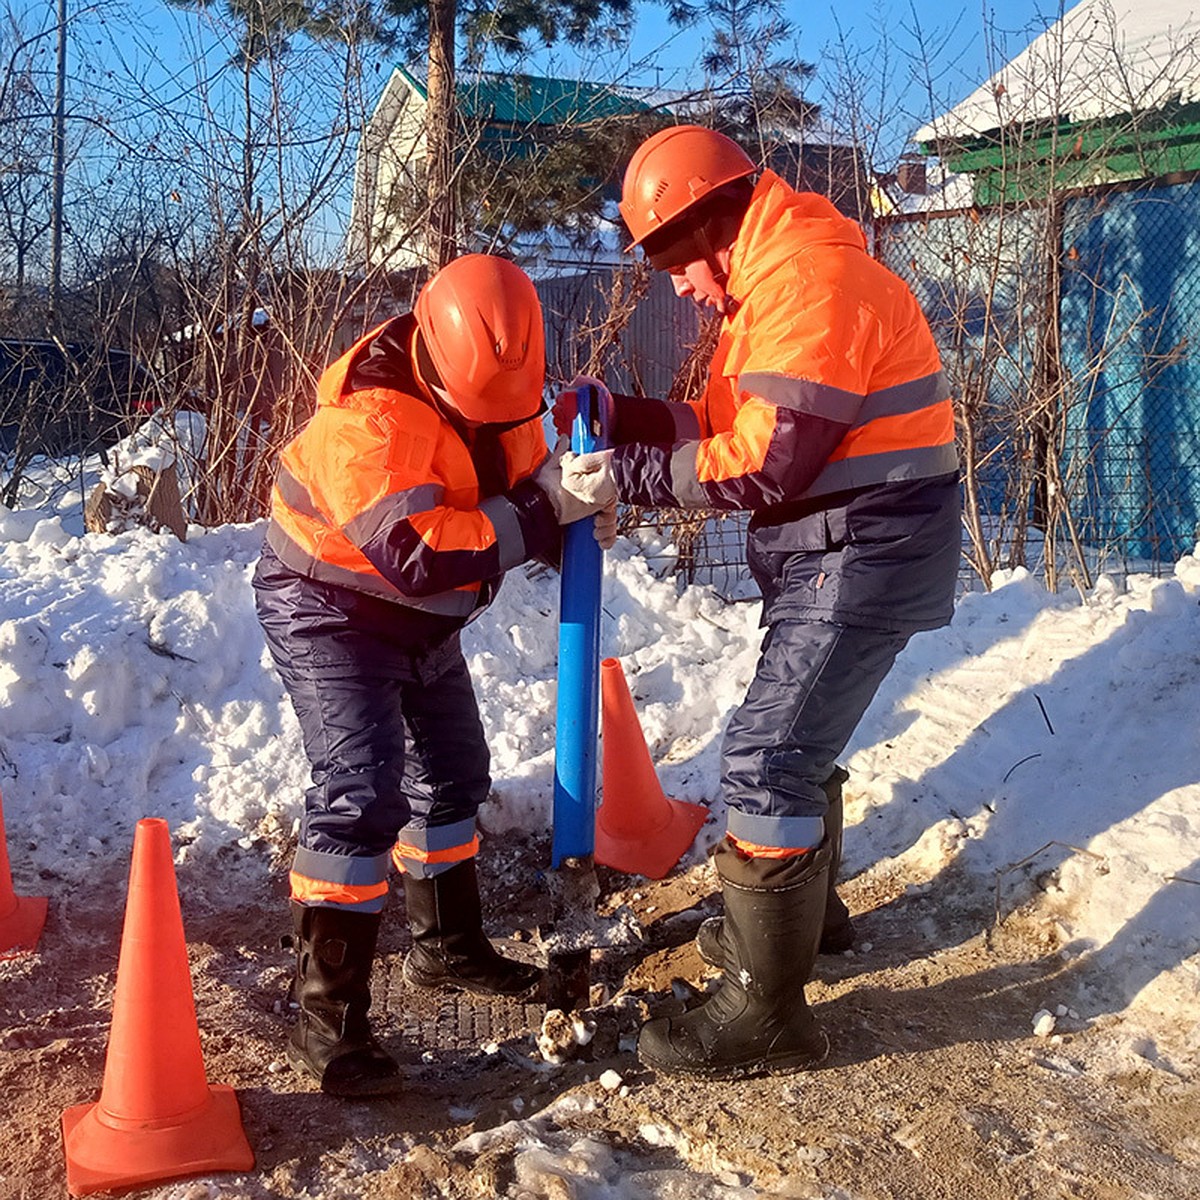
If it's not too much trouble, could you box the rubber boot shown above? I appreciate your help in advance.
[696,765,855,966]
[401,858,542,997]
[638,839,832,1080]
[288,901,404,1097]
[820,765,855,953]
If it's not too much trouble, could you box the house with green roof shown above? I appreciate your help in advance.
[914,0,1200,206]
[349,66,661,272]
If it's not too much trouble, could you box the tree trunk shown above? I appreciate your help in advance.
[426,0,458,270]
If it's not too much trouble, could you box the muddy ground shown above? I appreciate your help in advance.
[2,828,1198,1200]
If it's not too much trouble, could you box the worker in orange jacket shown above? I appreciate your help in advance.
[254,254,610,1096]
[559,126,961,1079]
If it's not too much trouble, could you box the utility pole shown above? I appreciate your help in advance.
[49,0,67,324]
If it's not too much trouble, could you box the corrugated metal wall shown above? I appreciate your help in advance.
[536,268,699,397]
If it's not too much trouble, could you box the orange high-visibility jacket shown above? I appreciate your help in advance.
[266,316,553,624]
[611,171,958,511]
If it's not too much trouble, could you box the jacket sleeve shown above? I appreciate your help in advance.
[611,274,881,510]
[322,394,558,597]
[609,394,704,445]
[611,404,850,510]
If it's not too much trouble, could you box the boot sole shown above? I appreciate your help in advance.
[285,1043,406,1098]
[637,1031,830,1082]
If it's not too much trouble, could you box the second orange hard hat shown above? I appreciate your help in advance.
[414,254,545,424]
[619,124,756,249]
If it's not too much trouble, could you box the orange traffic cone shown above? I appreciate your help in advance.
[595,658,707,879]
[0,788,48,959]
[61,817,254,1197]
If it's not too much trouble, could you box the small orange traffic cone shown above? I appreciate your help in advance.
[595,658,707,879]
[0,788,48,959]
[61,817,254,1197]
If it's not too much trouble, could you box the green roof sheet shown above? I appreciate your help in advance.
[398,67,654,125]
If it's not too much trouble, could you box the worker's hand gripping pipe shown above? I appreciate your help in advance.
[546,383,609,1011]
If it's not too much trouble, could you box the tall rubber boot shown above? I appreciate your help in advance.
[696,766,855,966]
[638,839,831,1080]
[401,859,542,997]
[820,765,855,953]
[288,902,404,1098]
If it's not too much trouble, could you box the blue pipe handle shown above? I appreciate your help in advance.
[551,385,609,866]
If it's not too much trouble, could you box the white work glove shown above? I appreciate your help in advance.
[561,449,618,508]
[593,502,618,550]
[534,441,606,525]
[552,375,613,437]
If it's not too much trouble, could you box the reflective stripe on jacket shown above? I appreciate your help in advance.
[266,316,555,623]
[612,171,958,511]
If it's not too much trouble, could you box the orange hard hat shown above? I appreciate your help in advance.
[619,125,756,249]
[413,254,545,424]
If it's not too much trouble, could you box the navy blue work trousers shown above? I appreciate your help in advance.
[721,619,909,851]
[255,574,490,900]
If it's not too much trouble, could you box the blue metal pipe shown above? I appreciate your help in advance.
[551,385,608,867]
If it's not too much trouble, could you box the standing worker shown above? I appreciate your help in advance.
[559,126,961,1079]
[254,254,610,1097]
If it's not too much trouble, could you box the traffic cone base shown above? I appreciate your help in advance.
[62,1085,254,1198]
[0,892,48,959]
[1,787,48,957]
[61,818,254,1196]
[595,793,707,880]
[596,658,707,879]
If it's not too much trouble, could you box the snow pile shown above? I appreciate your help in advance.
[0,503,1197,1033]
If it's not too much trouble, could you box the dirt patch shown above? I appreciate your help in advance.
[2,834,1197,1199]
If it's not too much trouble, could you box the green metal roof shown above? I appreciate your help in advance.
[397,66,654,125]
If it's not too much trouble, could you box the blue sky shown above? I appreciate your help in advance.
[530,2,1064,137]
[29,1,1067,156]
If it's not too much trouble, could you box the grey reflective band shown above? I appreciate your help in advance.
[345,482,445,545]
[739,372,864,422]
[265,521,480,616]
[669,442,707,506]
[853,371,952,425]
[479,494,527,571]
[275,466,325,522]
[802,441,960,498]
[292,845,392,886]
[738,369,951,427]
[726,809,826,852]
[395,817,478,854]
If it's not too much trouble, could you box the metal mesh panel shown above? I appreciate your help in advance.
[1059,181,1200,564]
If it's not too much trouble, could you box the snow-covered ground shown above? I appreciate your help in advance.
[3,433,1198,1040]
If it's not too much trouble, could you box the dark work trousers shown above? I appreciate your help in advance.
[257,592,491,905]
[721,619,909,852]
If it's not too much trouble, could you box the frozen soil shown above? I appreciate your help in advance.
[2,829,1199,1200]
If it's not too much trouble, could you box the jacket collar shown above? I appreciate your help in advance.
[726,171,867,303]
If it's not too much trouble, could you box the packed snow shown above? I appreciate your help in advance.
[2,423,1199,1192]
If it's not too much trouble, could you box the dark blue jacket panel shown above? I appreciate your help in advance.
[254,541,466,669]
[748,472,962,633]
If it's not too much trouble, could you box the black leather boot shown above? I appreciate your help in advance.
[288,902,404,1097]
[638,839,831,1080]
[696,765,855,966]
[401,859,542,997]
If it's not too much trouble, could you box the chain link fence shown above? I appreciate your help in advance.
[879,171,1200,588]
